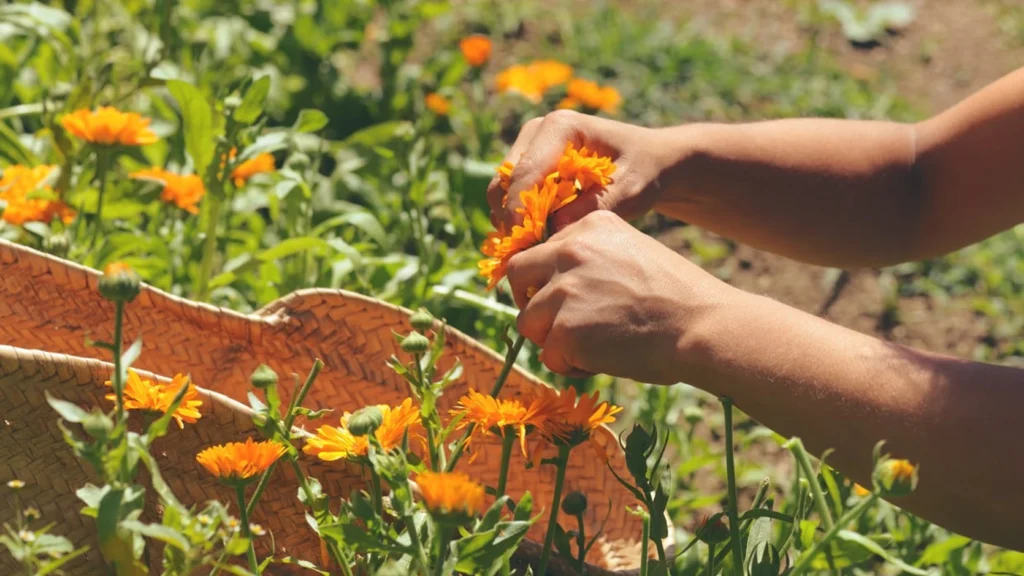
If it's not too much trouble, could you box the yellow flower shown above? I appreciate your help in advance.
[105,370,203,428]
[196,438,287,483]
[415,471,485,518]
[131,167,206,214]
[303,398,423,462]
[450,389,554,458]
[425,92,451,116]
[527,387,622,465]
[459,35,492,67]
[229,151,275,187]
[478,143,615,288]
[0,165,75,226]
[60,107,158,146]
[496,60,573,103]
[853,483,872,497]
[560,79,622,114]
[6,479,25,490]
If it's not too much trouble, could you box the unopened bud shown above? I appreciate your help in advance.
[43,234,70,258]
[347,406,383,437]
[683,405,703,425]
[400,331,430,354]
[561,491,588,516]
[98,262,140,303]
[747,541,782,576]
[694,514,729,545]
[409,308,434,332]
[873,458,918,498]
[250,364,279,389]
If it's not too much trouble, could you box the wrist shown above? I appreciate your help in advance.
[649,123,714,216]
[670,279,751,393]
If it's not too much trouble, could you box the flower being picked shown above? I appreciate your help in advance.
[450,389,554,458]
[196,438,287,484]
[131,167,206,214]
[415,471,485,520]
[0,165,75,226]
[303,398,422,462]
[478,142,616,288]
[60,107,158,146]
[105,370,202,428]
[530,387,622,464]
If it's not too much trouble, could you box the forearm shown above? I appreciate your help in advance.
[682,287,1024,549]
[653,118,920,268]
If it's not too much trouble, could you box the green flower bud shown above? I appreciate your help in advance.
[400,331,430,354]
[747,541,782,576]
[409,308,434,332]
[694,514,729,545]
[873,457,918,498]
[347,406,383,437]
[250,364,279,389]
[561,490,588,516]
[683,405,704,425]
[98,262,141,303]
[42,234,70,258]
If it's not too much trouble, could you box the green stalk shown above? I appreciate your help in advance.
[447,335,526,471]
[787,438,835,529]
[537,444,571,576]
[404,506,430,574]
[720,397,744,575]
[195,191,223,301]
[639,511,650,576]
[788,494,879,576]
[88,149,111,250]
[496,432,515,500]
[432,526,452,576]
[575,513,586,575]
[370,469,383,517]
[112,300,125,422]
[706,542,716,576]
[234,484,259,574]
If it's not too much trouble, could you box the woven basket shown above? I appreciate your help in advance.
[0,239,662,574]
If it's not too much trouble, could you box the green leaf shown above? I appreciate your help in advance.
[917,535,972,566]
[120,520,191,553]
[257,237,332,263]
[96,489,124,543]
[293,109,328,133]
[36,545,90,576]
[46,392,87,423]
[744,516,773,568]
[0,120,37,165]
[234,76,271,125]
[835,530,932,575]
[120,337,144,377]
[799,519,819,551]
[76,483,108,514]
[167,80,215,176]
[453,521,531,574]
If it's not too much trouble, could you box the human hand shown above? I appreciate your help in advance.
[506,210,735,384]
[486,110,668,232]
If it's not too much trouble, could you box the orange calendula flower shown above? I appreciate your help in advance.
[425,92,451,116]
[416,471,486,518]
[303,398,423,462]
[130,167,206,214]
[559,79,622,114]
[853,483,872,497]
[60,107,158,146]
[478,142,616,288]
[229,151,275,187]
[529,387,622,464]
[459,35,492,67]
[0,165,75,226]
[450,389,554,458]
[105,370,203,428]
[196,438,287,483]
[496,60,573,103]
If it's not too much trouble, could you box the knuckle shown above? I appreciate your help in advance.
[556,237,590,267]
[523,117,545,132]
[545,108,580,127]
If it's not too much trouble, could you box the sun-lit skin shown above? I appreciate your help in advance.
[105,370,202,428]
[60,107,158,146]
[0,165,75,226]
[196,438,286,483]
[303,398,423,462]
[415,471,486,518]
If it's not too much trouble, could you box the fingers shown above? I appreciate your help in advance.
[515,280,563,349]
[505,240,559,309]
[486,117,544,227]
[503,110,587,227]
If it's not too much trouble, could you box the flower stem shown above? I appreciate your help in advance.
[404,505,430,574]
[639,510,650,576]
[786,438,835,530]
[432,525,452,576]
[234,484,259,575]
[447,335,525,472]
[706,542,716,576]
[537,444,571,576]
[496,432,515,500]
[788,493,878,576]
[370,469,383,517]
[720,397,744,575]
[195,191,223,301]
[112,300,125,422]
[88,149,110,250]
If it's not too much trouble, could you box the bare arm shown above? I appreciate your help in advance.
[656,67,1024,267]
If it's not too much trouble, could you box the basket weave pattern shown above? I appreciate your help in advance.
[0,239,649,573]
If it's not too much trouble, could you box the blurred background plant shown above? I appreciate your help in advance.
[1,0,1022,573]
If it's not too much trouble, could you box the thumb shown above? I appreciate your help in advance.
[503,111,585,228]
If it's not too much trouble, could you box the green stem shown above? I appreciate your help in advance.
[195,191,223,301]
[234,484,259,575]
[496,432,515,500]
[371,469,383,517]
[88,149,110,250]
[404,505,430,574]
[575,513,586,575]
[787,438,835,530]
[639,511,650,576]
[447,335,526,472]
[432,526,452,576]
[788,494,878,576]
[721,397,744,575]
[707,542,716,576]
[537,444,571,576]
[112,300,125,422]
